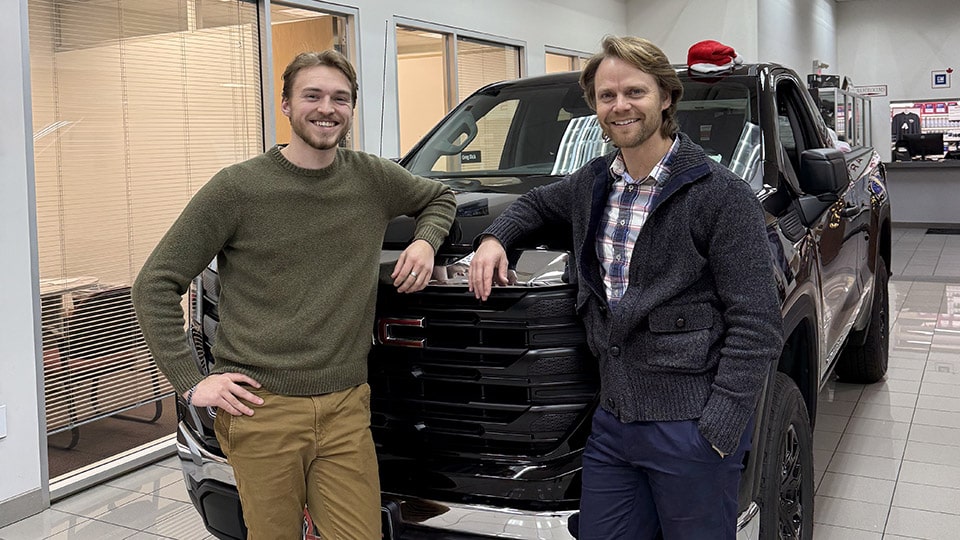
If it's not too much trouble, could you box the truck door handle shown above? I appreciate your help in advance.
[839,204,862,219]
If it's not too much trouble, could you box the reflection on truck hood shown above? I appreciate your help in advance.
[381,175,574,288]
[384,177,550,248]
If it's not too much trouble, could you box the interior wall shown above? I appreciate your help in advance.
[0,0,45,525]
[758,0,836,76]
[625,0,836,81]
[625,0,759,68]
[837,0,960,162]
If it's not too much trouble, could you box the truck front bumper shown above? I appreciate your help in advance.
[177,421,760,540]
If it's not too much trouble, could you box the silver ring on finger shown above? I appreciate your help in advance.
[410,270,418,278]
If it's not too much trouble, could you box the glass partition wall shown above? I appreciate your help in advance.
[29,0,263,477]
[814,87,872,148]
[28,0,355,483]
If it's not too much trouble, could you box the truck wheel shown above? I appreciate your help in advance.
[835,258,889,383]
[758,373,813,540]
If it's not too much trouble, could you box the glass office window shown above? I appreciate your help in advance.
[456,37,521,99]
[397,27,451,155]
[396,25,521,155]
[545,51,588,73]
[546,52,576,73]
[815,87,873,148]
[28,0,262,477]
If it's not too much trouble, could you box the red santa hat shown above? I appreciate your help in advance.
[687,40,742,73]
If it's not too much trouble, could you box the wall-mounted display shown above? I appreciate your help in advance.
[890,100,960,161]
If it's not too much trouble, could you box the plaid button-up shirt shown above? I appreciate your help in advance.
[598,137,679,307]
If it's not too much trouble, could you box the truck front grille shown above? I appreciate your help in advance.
[192,266,598,460]
[369,286,598,458]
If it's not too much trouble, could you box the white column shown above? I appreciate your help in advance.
[0,0,48,527]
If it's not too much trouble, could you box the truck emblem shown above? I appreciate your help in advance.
[376,317,426,348]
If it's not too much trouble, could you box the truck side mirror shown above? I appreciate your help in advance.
[795,147,848,227]
[798,148,847,196]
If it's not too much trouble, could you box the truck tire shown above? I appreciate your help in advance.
[835,258,889,383]
[758,372,813,540]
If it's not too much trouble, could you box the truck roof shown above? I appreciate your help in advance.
[475,63,778,94]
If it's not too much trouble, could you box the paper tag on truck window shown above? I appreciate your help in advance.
[461,150,481,163]
[700,124,712,142]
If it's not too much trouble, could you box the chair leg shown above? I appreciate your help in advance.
[67,427,80,449]
[48,426,81,451]
[112,368,165,424]
[47,353,83,451]
[112,400,163,424]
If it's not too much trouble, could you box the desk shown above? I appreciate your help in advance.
[40,276,100,297]
[885,160,960,226]
[39,276,100,342]
[40,276,102,447]
[39,282,173,449]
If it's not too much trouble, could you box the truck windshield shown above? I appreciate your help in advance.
[403,75,762,190]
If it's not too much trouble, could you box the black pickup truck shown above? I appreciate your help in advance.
[176,63,890,540]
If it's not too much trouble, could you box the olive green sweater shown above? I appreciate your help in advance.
[132,146,455,396]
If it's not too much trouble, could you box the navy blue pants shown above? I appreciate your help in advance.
[578,408,751,540]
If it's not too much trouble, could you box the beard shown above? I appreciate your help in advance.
[290,115,350,151]
[602,114,661,149]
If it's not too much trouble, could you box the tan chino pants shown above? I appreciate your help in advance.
[214,383,381,540]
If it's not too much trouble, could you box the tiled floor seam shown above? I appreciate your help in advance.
[814,409,853,493]
[876,352,928,538]
[812,494,888,534]
[45,516,140,540]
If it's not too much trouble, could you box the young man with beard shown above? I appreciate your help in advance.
[468,36,782,539]
[133,50,455,539]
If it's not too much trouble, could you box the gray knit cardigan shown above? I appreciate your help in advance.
[480,132,784,454]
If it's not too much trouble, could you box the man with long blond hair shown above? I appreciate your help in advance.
[469,36,782,539]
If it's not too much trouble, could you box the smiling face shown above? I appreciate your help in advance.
[593,56,671,150]
[281,64,354,154]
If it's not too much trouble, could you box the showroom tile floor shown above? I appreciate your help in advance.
[0,456,213,539]
[2,226,960,540]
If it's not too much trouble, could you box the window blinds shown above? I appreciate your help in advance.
[28,0,263,439]
[455,37,520,102]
